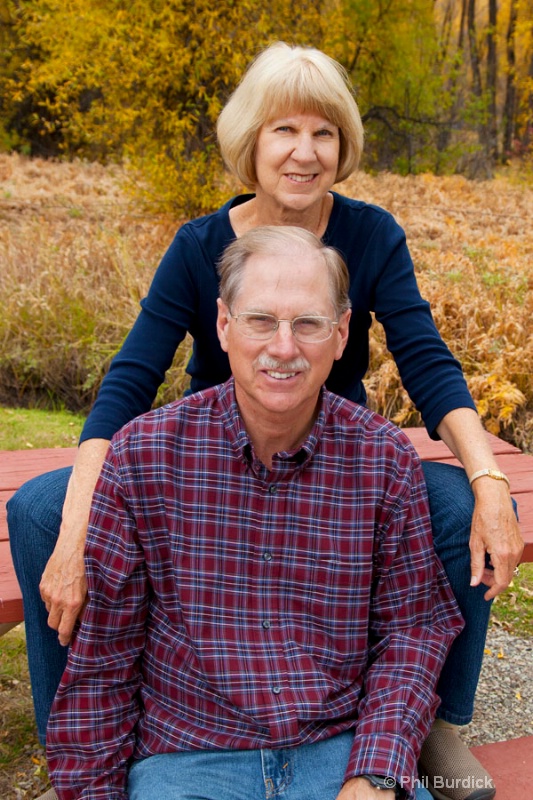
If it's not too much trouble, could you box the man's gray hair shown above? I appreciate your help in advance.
[217,226,351,317]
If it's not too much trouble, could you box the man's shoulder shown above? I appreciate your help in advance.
[114,384,226,444]
[324,392,418,456]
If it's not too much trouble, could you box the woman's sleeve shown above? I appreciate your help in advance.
[371,213,476,437]
[80,227,201,443]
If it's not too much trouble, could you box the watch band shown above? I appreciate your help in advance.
[361,774,399,793]
[469,468,510,489]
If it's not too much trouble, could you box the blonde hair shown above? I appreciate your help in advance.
[217,42,364,188]
[218,226,351,317]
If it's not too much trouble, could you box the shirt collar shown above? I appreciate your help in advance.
[217,378,330,474]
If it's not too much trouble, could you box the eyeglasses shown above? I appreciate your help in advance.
[230,312,338,342]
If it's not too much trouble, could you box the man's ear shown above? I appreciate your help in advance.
[334,309,351,361]
[216,298,231,353]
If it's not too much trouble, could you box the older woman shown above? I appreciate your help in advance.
[9,42,521,800]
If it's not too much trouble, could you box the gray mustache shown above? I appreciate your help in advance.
[255,355,310,371]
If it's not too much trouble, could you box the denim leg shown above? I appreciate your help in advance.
[7,467,72,745]
[128,734,355,800]
[128,733,433,800]
[422,461,491,725]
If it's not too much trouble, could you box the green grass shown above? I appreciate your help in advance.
[0,406,85,450]
[490,562,533,637]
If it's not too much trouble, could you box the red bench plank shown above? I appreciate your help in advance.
[403,429,533,561]
[470,736,533,797]
[0,540,23,624]
[404,429,521,461]
[0,447,77,491]
[1,432,533,628]
[512,505,533,562]
[0,490,12,541]
[0,449,77,624]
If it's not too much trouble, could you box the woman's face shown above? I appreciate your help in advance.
[254,112,340,215]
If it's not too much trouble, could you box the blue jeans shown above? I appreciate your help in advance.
[7,461,492,745]
[128,731,433,799]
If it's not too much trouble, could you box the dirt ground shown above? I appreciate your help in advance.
[0,625,50,800]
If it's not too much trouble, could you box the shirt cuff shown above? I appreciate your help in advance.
[345,732,419,799]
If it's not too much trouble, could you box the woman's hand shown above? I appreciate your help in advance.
[39,438,111,645]
[40,530,88,646]
[437,408,524,598]
[469,476,524,600]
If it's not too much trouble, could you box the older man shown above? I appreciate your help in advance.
[47,227,462,800]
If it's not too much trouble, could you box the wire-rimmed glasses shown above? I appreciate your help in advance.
[230,312,338,343]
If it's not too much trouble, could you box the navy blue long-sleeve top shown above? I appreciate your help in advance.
[81,192,475,444]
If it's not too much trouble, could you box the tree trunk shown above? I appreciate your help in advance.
[465,0,494,177]
[467,0,483,100]
[486,0,498,161]
[524,50,533,150]
[502,0,518,159]
[435,0,468,164]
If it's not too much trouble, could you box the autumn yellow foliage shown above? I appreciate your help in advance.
[3,0,533,199]
[1,154,532,451]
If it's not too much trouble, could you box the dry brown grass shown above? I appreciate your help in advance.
[0,153,191,411]
[1,153,532,449]
[0,625,49,800]
[339,170,533,451]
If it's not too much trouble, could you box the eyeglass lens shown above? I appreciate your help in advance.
[234,313,334,342]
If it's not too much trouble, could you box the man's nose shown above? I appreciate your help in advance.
[267,320,300,355]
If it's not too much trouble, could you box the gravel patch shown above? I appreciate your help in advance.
[460,625,533,746]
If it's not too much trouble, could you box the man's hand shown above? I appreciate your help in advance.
[469,478,524,600]
[336,776,395,800]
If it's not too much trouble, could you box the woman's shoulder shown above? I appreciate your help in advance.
[164,194,250,261]
[184,194,253,229]
[328,191,405,246]
[179,195,239,236]
[331,190,398,222]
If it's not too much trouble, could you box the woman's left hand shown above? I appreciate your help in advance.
[436,407,524,600]
[469,477,524,600]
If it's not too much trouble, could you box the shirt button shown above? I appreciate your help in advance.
[268,485,278,495]
[263,551,272,561]
[272,686,282,695]
[262,620,271,629]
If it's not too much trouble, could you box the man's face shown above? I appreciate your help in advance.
[217,244,350,425]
